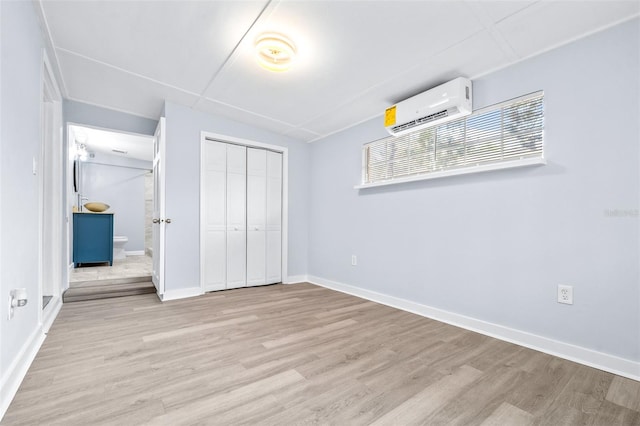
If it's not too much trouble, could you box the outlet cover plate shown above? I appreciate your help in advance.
[558,285,573,305]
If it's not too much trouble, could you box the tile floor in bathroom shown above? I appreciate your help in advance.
[70,254,153,283]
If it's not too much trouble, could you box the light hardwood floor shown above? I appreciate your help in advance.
[3,283,639,425]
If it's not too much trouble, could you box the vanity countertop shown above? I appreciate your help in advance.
[74,211,114,214]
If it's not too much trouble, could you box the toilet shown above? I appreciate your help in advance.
[113,236,128,260]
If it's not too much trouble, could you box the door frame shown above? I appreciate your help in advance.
[39,50,63,329]
[199,132,289,293]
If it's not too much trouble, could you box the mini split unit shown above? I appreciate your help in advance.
[384,77,473,136]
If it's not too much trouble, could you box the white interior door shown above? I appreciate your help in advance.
[246,148,267,286]
[152,118,166,295]
[225,144,247,289]
[203,141,227,291]
[266,151,282,284]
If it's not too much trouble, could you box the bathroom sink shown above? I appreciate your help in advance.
[84,202,110,212]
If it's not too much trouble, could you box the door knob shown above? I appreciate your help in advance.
[254,227,259,230]
[152,218,160,224]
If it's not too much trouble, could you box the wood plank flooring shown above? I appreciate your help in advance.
[3,283,639,425]
[63,277,156,302]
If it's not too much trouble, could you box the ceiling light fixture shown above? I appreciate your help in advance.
[255,33,297,72]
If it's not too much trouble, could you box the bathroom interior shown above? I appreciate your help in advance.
[67,124,155,300]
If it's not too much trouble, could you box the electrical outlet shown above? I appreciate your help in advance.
[558,285,573,305]
[351,255,357,266]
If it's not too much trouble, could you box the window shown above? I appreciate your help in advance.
[358,92,545,188]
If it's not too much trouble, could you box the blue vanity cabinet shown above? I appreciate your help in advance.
[73,212,114,266]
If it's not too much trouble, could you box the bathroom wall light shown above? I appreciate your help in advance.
[77,143,88,161]
[255,33,297,72]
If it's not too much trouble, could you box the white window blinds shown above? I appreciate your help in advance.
[362,92,544,186]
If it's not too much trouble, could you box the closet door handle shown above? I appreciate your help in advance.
[152,218,160,224]
[254,226,259,231]
[165,218,172,224]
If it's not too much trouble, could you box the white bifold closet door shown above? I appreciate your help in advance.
[265,150,282,284]
[203,141,281,292]
[225,144,247,289]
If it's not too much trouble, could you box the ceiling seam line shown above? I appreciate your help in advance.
[194,0,278,107]
[201,97,303,128]
[55,47,202,97]
[36,0,69,97]
[459,1,520,61]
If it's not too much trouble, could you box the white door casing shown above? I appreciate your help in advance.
[152,117,166,296]
[40,50,63,325]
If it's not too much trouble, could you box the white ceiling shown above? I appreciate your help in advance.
[69,124,154,162]
[38,1,639,143]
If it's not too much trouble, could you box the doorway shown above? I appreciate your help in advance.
[64,123,156,301]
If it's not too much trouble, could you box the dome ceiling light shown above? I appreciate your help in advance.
[255,33,297,72]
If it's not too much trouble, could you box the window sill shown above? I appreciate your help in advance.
[354,157,546,189]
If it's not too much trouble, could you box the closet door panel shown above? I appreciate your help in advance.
[266,152,282,231]
[246,148,267,285]
[247,179,266,229]
[247,148,267,176]
[247,147,266,229]
[226,230,246,289]
[226,144,246,228]
[226,144,246,174]
[204,231,226,291]
[203,141,226,291]
[246,231,266,286]
[226,144,246,288]
[265,151,282,283]
[266,230,281,283]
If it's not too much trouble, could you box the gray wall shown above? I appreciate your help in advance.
[163,102,310,292]
[308,19,639,362]
[64,100,158,135]
[0,0,45,407]
[80,153,151,252]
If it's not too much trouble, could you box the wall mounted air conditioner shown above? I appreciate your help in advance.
[384,77,472,136]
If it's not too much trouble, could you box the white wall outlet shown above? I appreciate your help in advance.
[351,255,357,266]
[558,285,573,305]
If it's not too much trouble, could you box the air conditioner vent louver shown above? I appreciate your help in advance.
[391,109,448,133]
[385,77,472,136]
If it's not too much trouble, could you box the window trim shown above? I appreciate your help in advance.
[355,91,545,189]
[354,157,546,189]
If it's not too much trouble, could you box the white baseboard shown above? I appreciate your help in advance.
[160,287,203,302]
[125,250,145,256]
[0,327,46,421]
[42,296,62,333]
[284,275,308,284]
[308,275,640,382]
